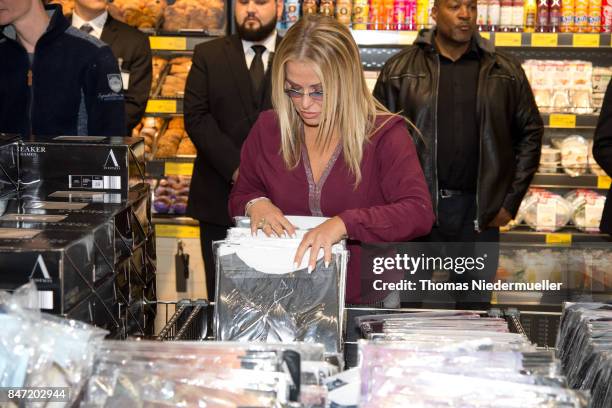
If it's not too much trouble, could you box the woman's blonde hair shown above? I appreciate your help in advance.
[271,15,392,185]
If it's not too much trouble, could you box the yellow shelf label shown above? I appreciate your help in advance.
[572,34,600,47]
[545,233,572,245]
[549,114,576,128]
[598,175,612,189]
[164,161,194,176]
[531,33,558,47]
[398,31,417,45]
[155,224,200,239]
[149,36,187,50]
[146,99,177,114]
[481,32,491,40]
[495,32,522,47]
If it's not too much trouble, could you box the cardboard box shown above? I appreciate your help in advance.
[19,136,145,197]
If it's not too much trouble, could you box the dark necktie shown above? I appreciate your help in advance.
[80,24,94,34]
[249,45,266,94]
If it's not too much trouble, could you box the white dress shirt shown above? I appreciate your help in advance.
[71,10,108,40]
[242,30,277,72]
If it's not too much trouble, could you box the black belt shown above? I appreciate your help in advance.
[439,189,466,198]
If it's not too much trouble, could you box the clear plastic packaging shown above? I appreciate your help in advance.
[564,189,606,232]
[560,136,590,177]
[521,190,572,232]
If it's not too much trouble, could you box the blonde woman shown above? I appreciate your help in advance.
[229,15,434,304]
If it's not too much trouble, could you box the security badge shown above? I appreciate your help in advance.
[107,74,123,93]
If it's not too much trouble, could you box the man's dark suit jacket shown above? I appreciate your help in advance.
[100,14,152,134]
[593,81,612,233]
[184,34,278,226]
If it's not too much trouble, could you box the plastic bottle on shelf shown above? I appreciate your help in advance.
[303,0,319,15]
[416,0,429,28]
[587,0,602,32]
[536,0,550,31]
[500,0,514,30]
[488,0,502,29]
[525,0,538,30]
[284,0,300,28]
[604,0,612,32]
[574,0,589,31]
[383,0,395,29]
[370,0,385,29]
[549,0,562,30]
[353,0,370,29]
[512,0,525,30]
[319,0,335,16]
[405,0,417,30]
[561,0,575,31]
[335,0,352,25]
[478,0,489,30]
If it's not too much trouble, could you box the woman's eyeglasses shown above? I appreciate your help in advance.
[284,88,324,101]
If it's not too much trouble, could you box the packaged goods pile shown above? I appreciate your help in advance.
[352,312,590,408]
[162,0,226,32]
[108,0,166,29]
[153,175,191,214]
[215,217,348,355]
[557,303,612,408]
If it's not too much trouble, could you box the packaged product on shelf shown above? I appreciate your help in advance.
[153,175,191,214]
[550,0,562,30]
[303,0,319,15]
[161,57,192,98]
[336,0,352,24]
[162,0,226,32]
[521,190,572,231]
[559,135,589,176]
[155,117,188,158]
[477,0,489,29]
[587,0,603,31]
[370,0,386,29]
[500,0,514,29]
[353,0,370,28]
[382,0,395,29]
[574,0,590,31]
[108,0,166,29]
[524,0,538,30]
[569,61,594,114]
[536,0,550,31]
[320,0,335,16]
[539,146,561,173]
[604,0,612,31]
[405,0,418,30]
[588,139,607,175]
[565,189,606,232]
[416,0,430,28]
[151,56,168,94]
[592,66,612,92]
[561,0,575,31]
[488,0,502,29]
[512,0,525,30]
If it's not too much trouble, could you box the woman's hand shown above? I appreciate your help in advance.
[248,199,296,237]
[294,216,347,272]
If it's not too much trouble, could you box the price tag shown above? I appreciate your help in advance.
[398,31,417,45]
[146,99,177,114]
[165,161,194,176]
[549,114,576,128]
[480,32,491,40]
[545,233,572,245]
[572,34,600,47]
[495,32,522,46]
[597,175,612,189]
[155,224,200,239]
[531,33,558,47]
[149,36,188,50]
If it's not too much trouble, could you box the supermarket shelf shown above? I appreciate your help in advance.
[145,98,184,115]
[352,30,612,48]
[149,35,218,51]
[153,215,199,226]
[146,157,195,178]
[531,173,611,189]
[501,226,612,244]
[541,113,600,129]
[153,215,200,239]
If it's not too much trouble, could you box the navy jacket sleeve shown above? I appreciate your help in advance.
[84,45,126,136]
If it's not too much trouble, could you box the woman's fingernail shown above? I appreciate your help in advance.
[293,262,298,269]
[308,265,313,274]
[325,261,329,268]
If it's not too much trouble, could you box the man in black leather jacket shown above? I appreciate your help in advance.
[374,0,543,306]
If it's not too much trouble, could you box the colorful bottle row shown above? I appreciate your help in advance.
[279,0,611,32]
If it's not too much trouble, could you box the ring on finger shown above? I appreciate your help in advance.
[257,218,266,228]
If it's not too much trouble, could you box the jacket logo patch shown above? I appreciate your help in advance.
[107,74,123,93]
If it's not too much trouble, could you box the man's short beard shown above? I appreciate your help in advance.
[235,15,277,42]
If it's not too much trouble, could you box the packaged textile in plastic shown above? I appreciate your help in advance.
[564,189,606,232]
[556,302,612,408]
[215,217,348,355]
[0,282,106,407]
[83,340,338,407]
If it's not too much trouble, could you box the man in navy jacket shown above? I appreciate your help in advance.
[0,0,125,137]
